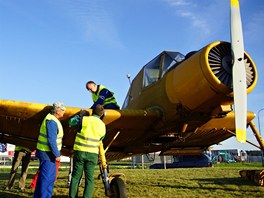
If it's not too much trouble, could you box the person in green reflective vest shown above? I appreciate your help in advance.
[69,104,106,198]
[5,145,32,191]
[86,81,120,110]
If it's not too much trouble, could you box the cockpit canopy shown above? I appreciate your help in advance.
[143,51,185,88]
[123,51,185,109]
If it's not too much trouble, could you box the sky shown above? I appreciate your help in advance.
[0,0,264,151]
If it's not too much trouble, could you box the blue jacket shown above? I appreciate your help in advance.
[91,87,119,109]
[36,119,60,162]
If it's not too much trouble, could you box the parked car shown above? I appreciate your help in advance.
[149,153,212,169]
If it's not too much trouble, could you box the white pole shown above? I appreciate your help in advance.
[163,156,167,169]
[141,155,144,169]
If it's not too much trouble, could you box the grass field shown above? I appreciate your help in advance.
[0,162,263,197]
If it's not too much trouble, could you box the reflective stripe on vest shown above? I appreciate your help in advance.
[37,113,64,151]
[73,116,106,154]
[92,85,118,107]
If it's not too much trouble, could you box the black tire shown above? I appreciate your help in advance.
[110,177,127,198]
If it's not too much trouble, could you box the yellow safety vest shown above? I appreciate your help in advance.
[92,85,118,107]
[37,113,64,151]
[74,116,106,154]
[15,146,31,152]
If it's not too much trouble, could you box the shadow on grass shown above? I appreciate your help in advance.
[192,177,257,186]
[0,173,10,180]
[0,192,70,198]
[0,172,39,180]
[149,177,259,193]
[0,192,31,198]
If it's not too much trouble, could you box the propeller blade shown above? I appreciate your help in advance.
[230,0,247,143]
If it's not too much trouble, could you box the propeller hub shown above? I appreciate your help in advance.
[222,55,233,75]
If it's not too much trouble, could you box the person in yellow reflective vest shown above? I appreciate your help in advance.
[34,102,66,198]
[69,104,106,198]
[86,81,120,110]
[5,145,32,191]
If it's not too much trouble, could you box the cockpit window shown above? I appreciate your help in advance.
[143,55,161,87]
[142,51,185,88]
[161,51,185,77]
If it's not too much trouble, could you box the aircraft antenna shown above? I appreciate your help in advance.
[127,74,131,85]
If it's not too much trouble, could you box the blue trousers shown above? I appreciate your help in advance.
[34,160,56,198]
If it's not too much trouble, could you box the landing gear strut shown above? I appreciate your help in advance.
[98,143,128,197]
[239,120,264,186]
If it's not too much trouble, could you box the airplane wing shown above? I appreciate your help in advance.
[103,110,256,160]
[62,107,163,160]
[0,99,162,161]
[0,98,256,162]
[0,99,80,151]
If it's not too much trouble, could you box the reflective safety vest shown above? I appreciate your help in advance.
[92,85,118,107]
[74,116,106,154]
[15,145,31,152]
[37,113,64,151]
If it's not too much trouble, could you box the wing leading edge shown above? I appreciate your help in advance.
[0,99,162,159]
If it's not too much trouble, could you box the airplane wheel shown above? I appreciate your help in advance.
[110,177,127,198]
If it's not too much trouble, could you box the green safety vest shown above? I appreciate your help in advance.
[73,116,106,154]
[15,145,31,152]
[92,85,118,107]
[37,113,64,151]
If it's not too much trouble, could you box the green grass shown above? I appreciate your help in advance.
[0,162,263,197]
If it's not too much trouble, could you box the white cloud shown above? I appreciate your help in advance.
[179,10,210,34]
[163,0,191,6]
[163,0,211,35]
[61,0,123,48]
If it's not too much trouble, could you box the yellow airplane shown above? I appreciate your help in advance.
[0,0,263,196]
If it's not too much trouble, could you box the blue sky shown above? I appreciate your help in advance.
[0,0,264,151]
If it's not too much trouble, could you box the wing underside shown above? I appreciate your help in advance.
[0,99,161,158]
[104,111,255,160]
[0,99,255,162]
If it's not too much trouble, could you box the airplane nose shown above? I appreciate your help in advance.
[165,41,257,111]
[207,42,256,91]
